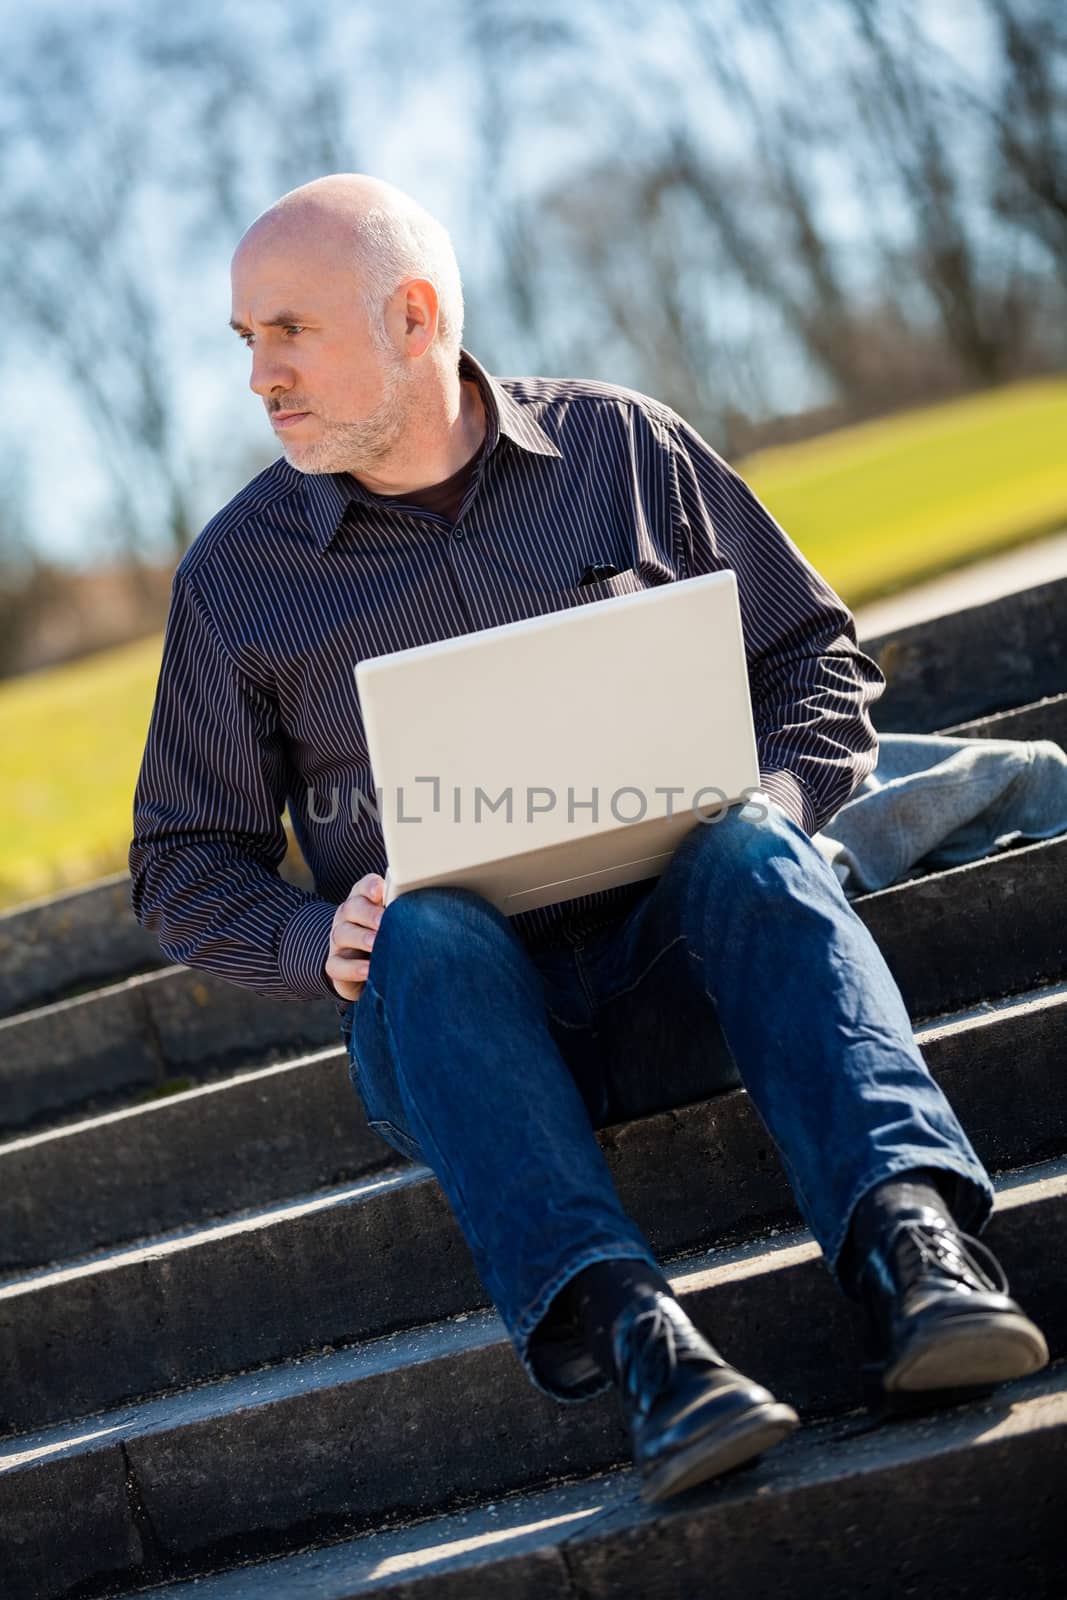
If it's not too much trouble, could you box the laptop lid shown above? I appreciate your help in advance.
[353,569,761,914]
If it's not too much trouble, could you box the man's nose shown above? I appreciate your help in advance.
[248,347,295,398]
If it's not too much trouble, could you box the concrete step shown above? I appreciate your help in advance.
[860,572,1067,732]
[2,1161,1063,1600]
[2,980,1065,1432]
[0,857,314,1021]
[856,833,1067,1020]
[4,827,1066,1140]
[4,957,1062,1275]
[939,688,1067,748]
[0,1044,397,1272]
[0,875,161,1019]
[112,1364,1067,1600]
[0,964,341,1135]
[5,576,1060,1600]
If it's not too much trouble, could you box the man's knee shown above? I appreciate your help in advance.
[676,792,795,883]
[375,883,506,959]
[383,882,507,930]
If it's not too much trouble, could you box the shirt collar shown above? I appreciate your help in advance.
[301,346,561,555]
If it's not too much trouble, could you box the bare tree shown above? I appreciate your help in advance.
[0,4,376,564]
[0,14,200,560]
[959,0,1067,289]
[2,0,1063,582]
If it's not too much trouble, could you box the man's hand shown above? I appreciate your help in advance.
[327,874,385,1002]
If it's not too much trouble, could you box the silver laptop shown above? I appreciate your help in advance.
[353,569,762,914]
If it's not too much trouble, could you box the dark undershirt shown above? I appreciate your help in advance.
[368,435,488,525]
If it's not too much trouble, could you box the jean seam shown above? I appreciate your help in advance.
[372,981,501,1305]
[570,946,601,1017]
[367,1117,423,1164]
[544,1009,594,1030]
[687,945,825,1229]
[596,932,688,1007]
[685,877,996,1281]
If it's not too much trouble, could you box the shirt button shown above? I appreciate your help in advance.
[453,528,465,540]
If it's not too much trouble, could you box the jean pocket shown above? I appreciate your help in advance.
[368,1117,424,1165]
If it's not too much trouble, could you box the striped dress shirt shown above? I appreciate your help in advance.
[129,347,886,1010]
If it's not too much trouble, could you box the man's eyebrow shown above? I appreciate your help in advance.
[228,309,311,332]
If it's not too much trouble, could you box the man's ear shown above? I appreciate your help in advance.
[396,278,439,355]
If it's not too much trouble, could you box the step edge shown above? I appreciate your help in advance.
[3,1155,1064,1469]
[102,1361,1067,1600]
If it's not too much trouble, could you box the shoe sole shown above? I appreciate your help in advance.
[883,1312,1050,1393]
[639,1402,800,1504]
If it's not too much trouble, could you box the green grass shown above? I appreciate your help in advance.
[3,375,1065,912]
[739,375,1067,606]
[0,634,168,908]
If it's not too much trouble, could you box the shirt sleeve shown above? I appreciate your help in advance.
[129,571,337,1002]
[663,412,886,835]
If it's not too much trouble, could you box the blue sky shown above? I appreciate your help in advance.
[6,0,999,565]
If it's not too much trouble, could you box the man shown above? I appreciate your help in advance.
[130,174,1048,1505]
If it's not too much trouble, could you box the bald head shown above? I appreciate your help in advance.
[234,173,464,357]
[228,173,484,488]
[244,173,413,232]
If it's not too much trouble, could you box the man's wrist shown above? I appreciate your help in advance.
[278,897,337,1001]
[757,769,817,835]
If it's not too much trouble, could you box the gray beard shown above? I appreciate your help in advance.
[281,356,410,476]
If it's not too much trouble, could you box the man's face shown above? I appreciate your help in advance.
[229,221,414,476]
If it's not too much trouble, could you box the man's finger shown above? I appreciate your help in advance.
[338,894,382,924]
[328,950,371,978]
[326,949,370,999]
[349,874,385,902]
[332,977,365,1001]
[333,907,380,951]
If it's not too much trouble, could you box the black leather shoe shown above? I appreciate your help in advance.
[609,1291,799,1503]
[858,1208,1049,1409]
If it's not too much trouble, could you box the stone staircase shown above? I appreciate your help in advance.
[2,577,1066,1600]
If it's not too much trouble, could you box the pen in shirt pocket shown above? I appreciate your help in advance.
[578,562,620,585]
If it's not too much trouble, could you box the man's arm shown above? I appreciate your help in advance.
[129,571,337,1002]
[664,412,886,835]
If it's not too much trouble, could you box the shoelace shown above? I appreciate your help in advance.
[887,1218,1010,1297]
[618,1301,715,1412]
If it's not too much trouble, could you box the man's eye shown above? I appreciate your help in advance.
[284,325,304,337]
[240,332,255,347]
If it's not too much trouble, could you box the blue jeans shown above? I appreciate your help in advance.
[341,796,993,1404]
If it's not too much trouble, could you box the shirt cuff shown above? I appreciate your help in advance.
[757,769,817,835]
[277,897,337,1001]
